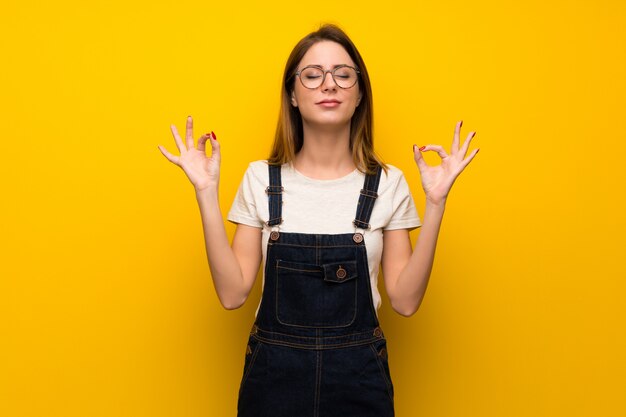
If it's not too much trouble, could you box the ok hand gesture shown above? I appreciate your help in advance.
[158,116,221,192]
[413,121,479,205]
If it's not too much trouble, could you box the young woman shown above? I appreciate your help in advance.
[158,24,478,417]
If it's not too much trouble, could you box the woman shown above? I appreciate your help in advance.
[158,24,478,417]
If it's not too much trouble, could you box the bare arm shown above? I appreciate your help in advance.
[195,188,262,309]
[158,116,262,310]
[382,201,445,317]
[381,120,479,317]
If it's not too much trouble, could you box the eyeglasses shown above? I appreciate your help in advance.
[294,65,360,89]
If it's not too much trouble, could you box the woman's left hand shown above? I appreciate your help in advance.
[413,120,479,206]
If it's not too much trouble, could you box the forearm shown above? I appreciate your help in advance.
[194,187,246,308]
[392,200,446,316]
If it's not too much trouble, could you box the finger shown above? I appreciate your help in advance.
[421,144,449,159]
[186,115,194,150]
[197,133,209,153]
[208,131,221,162]
[459,148,480,170]
[157,145,180,165]
[412,144,429,170]
[451,120,462,153]
[460,131,477,156]
[170,124,185,152]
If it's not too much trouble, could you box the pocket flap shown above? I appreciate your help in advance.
[323,261,358,283]
[276,259,322,273]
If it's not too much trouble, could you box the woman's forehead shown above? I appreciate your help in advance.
[298,41,355,68]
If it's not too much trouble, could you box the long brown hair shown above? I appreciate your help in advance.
[268,24,387,175]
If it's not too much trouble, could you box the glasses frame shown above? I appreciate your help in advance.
[294,64,361,89]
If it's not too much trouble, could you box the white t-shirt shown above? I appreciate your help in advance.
[227,160,422,316]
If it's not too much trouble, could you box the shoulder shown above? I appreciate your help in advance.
[378,164,408,190]
[380,163,405,179]
[241,160,270,183]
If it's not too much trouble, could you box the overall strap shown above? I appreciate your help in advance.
[353,165,383,230]
[266,163,283,226]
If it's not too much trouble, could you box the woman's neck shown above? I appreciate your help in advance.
[294,123,355,180]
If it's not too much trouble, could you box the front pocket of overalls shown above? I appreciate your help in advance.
[275,259,358,328]
[239,336,263,394]
[369,339,394,401]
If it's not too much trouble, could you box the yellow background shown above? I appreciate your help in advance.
[2,0,625,416]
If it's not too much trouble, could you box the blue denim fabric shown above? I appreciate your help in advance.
[237,164,394,417]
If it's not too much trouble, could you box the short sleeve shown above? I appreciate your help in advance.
[227,163,264,228]
[384,172,422,231]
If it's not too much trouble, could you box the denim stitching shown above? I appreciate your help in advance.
[251,325,385,349]
[267,164,283,226]
[369,343,394,402]
[314,349,322,417]
[276,265,322,273]
[316,235,320,267]
[253,327,383,341]
[275,265,358,329]
[353,166,382,231]
[353,169,372,226]
[239,341,263,395]
[270,243,364,248]
[361,246,380,324]
[252,336,383,350]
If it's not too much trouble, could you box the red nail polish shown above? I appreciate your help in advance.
[210,131,216,140]
[419,146,426,151]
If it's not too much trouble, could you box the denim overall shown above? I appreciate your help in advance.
[237,163,394,417]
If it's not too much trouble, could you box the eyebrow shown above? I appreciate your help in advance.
[304,64,351,69]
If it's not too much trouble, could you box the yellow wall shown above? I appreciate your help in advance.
[2,1,625,416]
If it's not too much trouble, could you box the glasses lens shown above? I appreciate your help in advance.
[300,67,324,88]
[333,66,358,88]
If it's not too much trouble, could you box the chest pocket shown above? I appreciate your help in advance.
[275,259,358,328]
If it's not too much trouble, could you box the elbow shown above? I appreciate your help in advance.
[391,299,422,318]
[395,307,418,318]
[219,294,248,311]
[221,301,243,311]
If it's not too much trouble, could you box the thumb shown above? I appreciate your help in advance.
[209,131,221,162]
[413,144,428,171]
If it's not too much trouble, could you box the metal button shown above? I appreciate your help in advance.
[378,347,387,359]
[373,327,382,337]
[270,231,280,241]
[353,233,364,244]
[336,266,347,280]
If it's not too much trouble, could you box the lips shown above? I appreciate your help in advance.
[316,99,341,108]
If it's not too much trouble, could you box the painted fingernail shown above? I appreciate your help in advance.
[210,131,216,140]
[419,146,426,151]
[188,115,192,119]
[413,144,416,152]
[460,120,463,127]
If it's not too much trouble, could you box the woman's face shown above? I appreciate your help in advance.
[291,41,362,129]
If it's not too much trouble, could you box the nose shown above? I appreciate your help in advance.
[321,70,337,91]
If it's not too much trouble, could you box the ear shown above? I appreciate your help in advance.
[356,92,362,107]
[291,91,298,107]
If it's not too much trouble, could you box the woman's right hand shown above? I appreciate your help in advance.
[158,116,221,191]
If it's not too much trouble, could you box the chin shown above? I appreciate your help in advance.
[302,113,354,128]
[310,119,351,129]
